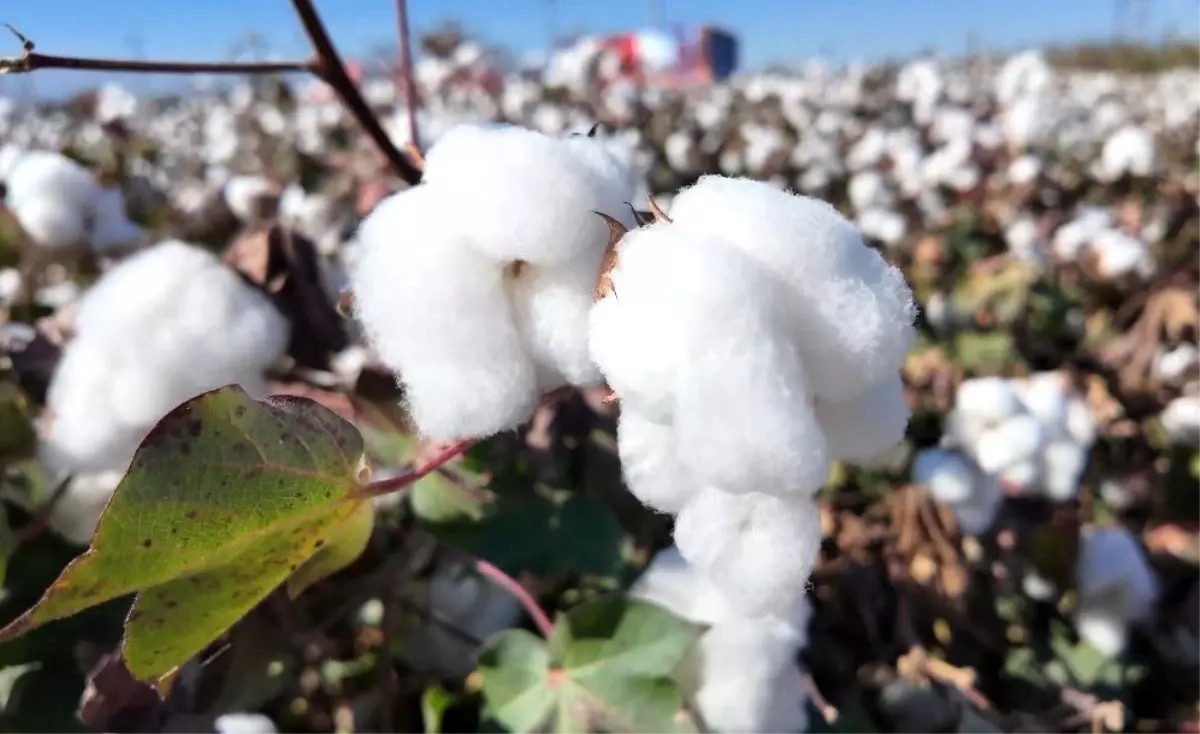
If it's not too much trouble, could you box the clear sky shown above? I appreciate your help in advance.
[0,0,1196,97]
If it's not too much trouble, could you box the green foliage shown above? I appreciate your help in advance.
[0,386,372,689]
[476,596,702,733]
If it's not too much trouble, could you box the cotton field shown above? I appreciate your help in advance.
[0,27,1194,734]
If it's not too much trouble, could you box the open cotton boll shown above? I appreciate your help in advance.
[675,487,821,618]
[418,123,636,265]
[857,207,908,249]
[1090,229,1154,280]
[351,186,538,440]
[848,169,891,212]
[814,376,910,463]
[1007,154,1041,185]
[1161,394,1200,446]
[1053,208,1111,260]
[666,175,916,402]
[913,449,1002,536]
[1099,124,1155,181]
[1075,526,1159,656]
[223,174,278,224]
[214,713,279,734]
[593,221,832,496]
[39,240,289,543]
[947,376,1024,444]
[2,150,99,249]
[973,413,1046,476]
[1043,439,1088,501]
[1153,343,1200,383]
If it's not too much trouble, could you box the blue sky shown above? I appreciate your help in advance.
[0,0,1196,97]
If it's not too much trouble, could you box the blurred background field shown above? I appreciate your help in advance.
[0,1,1195,732]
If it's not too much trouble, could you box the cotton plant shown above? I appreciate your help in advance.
[590,175,915,618]
[943,373,1096,502]
[350,123,638,441]
[632,546,811,733]
[38,240,290,543]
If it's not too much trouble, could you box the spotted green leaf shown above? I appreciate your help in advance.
[0,386,371,690]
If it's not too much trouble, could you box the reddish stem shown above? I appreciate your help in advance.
[362,438,476,497]
[474,558,555,638]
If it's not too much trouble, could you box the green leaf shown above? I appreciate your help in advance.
[286,500,375,598]
[436,489,624,580]
[953,331,1016,373]
[0,383,35,463]
[422,685,457,734]
[0,386,371,689]
[476,596,702,733]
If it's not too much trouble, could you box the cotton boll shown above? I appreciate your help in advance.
[215,713,279,734]
[1007,154,1041,185]
[848,170,891,212]
[857,207,908,249]
[815,376,910,463]
[418,124,635,266]
[1153,344,1200,383]
[351,186,538,440]
[1090,229,1154,280]
[1161,395,1200,446]
[1014,371,1070,427]
[1042,439,1087,501]
[949,376,1024,443]
[667,175,916,402]
[8,196,86,251]
[223,174,277,224]
[1075,526,1159,656]
[3,150,98,249]
[1099,124,1155,181]
[616,410,692,514]
[631,545,737,625]
[973,414,1045,475]
[913,448,1002,535]
[690,618,809,733]
[674,487,821,618]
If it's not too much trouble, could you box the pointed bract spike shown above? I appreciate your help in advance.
[625,202,654,227]
[403,142,425,171]
[592,211,626,302]
[647,195,671,223]
[587,123,602,137]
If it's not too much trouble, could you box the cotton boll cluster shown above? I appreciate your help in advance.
[38,240,290,543]
[590,175,915,617]
[632,547,810,733]
[943,372,1095,501]
[350,124,637,440]
[1074,526,1160,656]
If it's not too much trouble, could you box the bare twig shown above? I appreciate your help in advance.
[474,558,555,638]
[289,0,421,184]
[393,0,420,147]
[1,8,423,186]
[1,24,314,75]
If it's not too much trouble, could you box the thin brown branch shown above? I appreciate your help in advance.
[473,558,555,638]
[289,0,422,184]
[393,0,420,148]
[1,53,316,76]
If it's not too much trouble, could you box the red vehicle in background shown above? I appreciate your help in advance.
[578,25,740,91]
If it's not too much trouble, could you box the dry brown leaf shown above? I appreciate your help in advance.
[593,211,628,302]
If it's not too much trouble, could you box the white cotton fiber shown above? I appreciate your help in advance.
[2,150,99,250]
[815,376,910,463]
[913,449,1002,535]
[222,174,277,224]
[351,125,636,440]
[40,240,289,544]
[973,414,1046,475]
[616,410,692,514]
[631,546,811,733]
[593,222,832,496]
[666,175,916,402]
[674,487,821,618]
